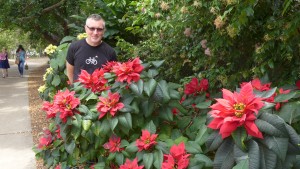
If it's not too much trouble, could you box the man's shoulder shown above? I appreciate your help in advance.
[70,39,86,48]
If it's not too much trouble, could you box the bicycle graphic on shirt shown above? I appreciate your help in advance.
[85,57,97,65]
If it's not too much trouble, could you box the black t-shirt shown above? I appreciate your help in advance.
[66,39,117,81]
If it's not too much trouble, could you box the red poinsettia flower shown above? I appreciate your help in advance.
[296,80,300,89]
[78,69,109,93]
[103,135,123,153]
[54,165,61,169]
[241,78,271,91]
[162,142,190,169]
[120,158,144,169]
[112,58,144,84]
[208,83,264,139]
[184,78,209,95]
[55,125,62,139]
[53,89,80,123]
[96,92,124,119]
[42,101,57,119]
[103,61,118,73]
[136,130,158,151]
[38,129,53,149]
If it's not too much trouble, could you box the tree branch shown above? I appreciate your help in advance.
[19,0,67,21]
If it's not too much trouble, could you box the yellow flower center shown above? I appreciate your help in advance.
[234,103,246,118]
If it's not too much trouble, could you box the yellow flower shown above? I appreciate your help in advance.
[43,68,54,81]
[77,33,88,40]
[214,16,225,29]
[226,25,238,38]
[160,1,170,11]
[44,44,57,55]
[38,85,47,93]
[193,1,202,8]
[180,6,188,14]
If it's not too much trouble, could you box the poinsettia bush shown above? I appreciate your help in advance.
[33,55,300,169]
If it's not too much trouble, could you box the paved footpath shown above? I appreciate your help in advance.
[0,57,49,169]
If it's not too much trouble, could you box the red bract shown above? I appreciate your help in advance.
[96,92,124,119]
[208,83,264,139]
[184,78,209,95]
[112,58,144,84]
[55,125,62,139]
[162,142,190,169]
[136,130,158,151]
[120,158,144,169]
[53,89,80,123]
[103,135,123,153]
[296,80,300,89]
[38,129,53,149]
[78,69,109,93]
[103,61,118,73]
[241,78,271,91]
[42,101,57,119]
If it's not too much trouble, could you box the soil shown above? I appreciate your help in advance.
[27,62,50,169]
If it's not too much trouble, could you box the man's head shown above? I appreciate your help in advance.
[85,14,106,46]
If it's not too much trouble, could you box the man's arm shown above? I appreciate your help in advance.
[66,61,74,84]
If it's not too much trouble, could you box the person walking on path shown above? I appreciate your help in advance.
[16,45,26,77]
[0,47,10,78]
[66,14,117,84]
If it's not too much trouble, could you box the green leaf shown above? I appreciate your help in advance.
[143,153,154,169]
[255,119,285,137]
[195,125,209,146]
[65,140,76,154]
[159,106,173,121]
[129,79,143,96]
[284,124,300,147]
[144,120,156,134]
[151,60,165,67]
[278,102,300,124]
[193,154,213,167]
[254,87,277,99]
[248,140,260,169]
[99,119,110,136]
[147,69,159,78]
[51,75,61,86]
[233,159,249,169]
[78,105,89,114]
[185,141,203,153]
[259,136,289,161]
[109,117,118,131]
[231,127,247,151]
[259,112,288,136]
[275,90,298,102]
[141,100,154,117]
[152,80,170,103]
[259,143,277,169]
[91,121,101,136]
[82,120,92,131]
[214,139,235,169]
[60,36,76,44]
[93,162,105,169]
[144,79,157,97]
[116,153,124,166]
[206,131,223,151]
[153,150,163,168]
[118,113,132,129]
[86,92,98,101]
[195,100,212,109]
[125,141,138,153]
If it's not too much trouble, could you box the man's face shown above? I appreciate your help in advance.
[85,19,105,46]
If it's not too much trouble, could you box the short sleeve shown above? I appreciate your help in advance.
[66,43,75,65]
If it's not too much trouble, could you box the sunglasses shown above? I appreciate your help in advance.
[86,25,104,32]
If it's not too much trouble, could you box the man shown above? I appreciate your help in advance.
[66,14,117,84]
